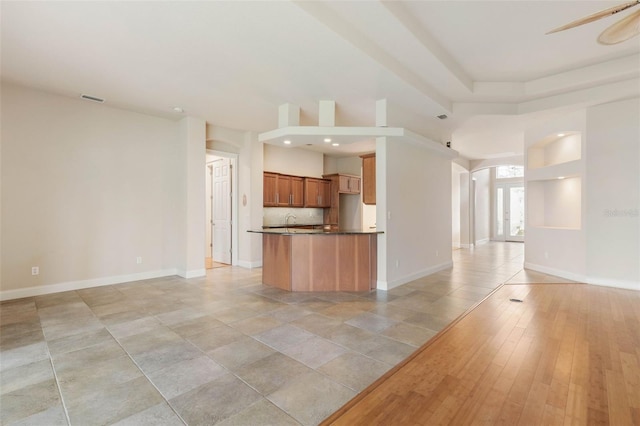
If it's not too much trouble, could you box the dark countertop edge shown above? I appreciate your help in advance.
[262,224,325,229]
[248,229,383,235]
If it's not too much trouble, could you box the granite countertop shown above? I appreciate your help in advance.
[248,228,382,235]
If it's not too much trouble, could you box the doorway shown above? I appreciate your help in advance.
[205,152,236,268]
[495,183,525,242]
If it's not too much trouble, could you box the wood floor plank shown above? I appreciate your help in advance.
[322,284,640,425]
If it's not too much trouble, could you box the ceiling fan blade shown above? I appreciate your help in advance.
[546,0,639,34]
[598,8,640,44]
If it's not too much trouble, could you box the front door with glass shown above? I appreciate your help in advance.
[496,183,525,242]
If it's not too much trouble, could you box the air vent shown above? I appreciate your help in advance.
[436,114,448,120]
[80,94,105,103]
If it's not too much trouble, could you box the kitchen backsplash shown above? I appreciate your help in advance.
[263,207,324,226]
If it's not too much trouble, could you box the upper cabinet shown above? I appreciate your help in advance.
[324,173,361,194]
[360,153,376,205]
[304,178,331,208]
[263,172,304,207]
[263,172,279,207]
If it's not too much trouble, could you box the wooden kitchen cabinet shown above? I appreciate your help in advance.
[277,175,305,207]
[323,173,361,195]
[290,177,304,207]
[264,173,305,207]
[322,173,361,228]
[263,172,278,206]
[304,178,331,208]
[320,179,331,207]
[361,153,376,205]
[338,174,361,194]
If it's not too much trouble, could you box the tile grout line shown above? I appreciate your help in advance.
[98,305,190,426]
[39,306,73,426]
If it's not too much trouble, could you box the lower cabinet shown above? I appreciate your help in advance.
[262,233,377,291]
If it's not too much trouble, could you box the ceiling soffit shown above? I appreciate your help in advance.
[297,1,640,117]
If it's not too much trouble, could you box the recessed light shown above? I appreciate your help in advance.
[332,143,339,147]
[558,176,565,180]
[172,107,184,113]
[557,133,565,137]
[283,140,292,145]
[324,138,332,143]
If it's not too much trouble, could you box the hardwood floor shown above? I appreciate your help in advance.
[322,283,640,425]
[205,257,228,269]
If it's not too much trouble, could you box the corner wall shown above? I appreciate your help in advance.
[377,137,454,290]
[586,98,640,288]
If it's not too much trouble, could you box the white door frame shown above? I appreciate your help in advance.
[206,149,239,266]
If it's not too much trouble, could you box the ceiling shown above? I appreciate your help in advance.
[2,1,638,160]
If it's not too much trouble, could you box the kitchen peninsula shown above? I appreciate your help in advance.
[248,228,381,292]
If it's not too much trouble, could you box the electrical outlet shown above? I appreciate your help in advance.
[436,250,439,257]
[387,211,391,220]
[136,257,143,264]
[395,259,399,268]
[544,251,549,259]
[31,266,39,276]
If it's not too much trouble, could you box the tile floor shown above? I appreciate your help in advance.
[0,242,572,425]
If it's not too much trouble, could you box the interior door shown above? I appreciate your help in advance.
[206,164,213,258]
[496,183,525,242]
[213,157,232,264]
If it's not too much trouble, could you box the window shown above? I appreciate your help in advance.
[496,165,524,179]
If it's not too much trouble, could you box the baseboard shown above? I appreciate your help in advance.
[460,244,473,249]
[237,260,262,269]
[177,269,206,279]
[0,269,178,301]
[377,261,453,291]
[524,263,639,290]
[524,262,586,283]
[475,238,490,246]
[584,276,640,291]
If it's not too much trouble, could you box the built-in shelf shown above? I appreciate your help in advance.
[528,226,581,231]
[527,177,582,229]
[528,132,581,170]
[526,130,583,231]
[526,159,581,182]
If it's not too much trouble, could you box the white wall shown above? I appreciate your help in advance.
[586,98,640,288]
[473,168,491,244]
[459,172,471,248]
[525,100,639,290]
[377,137,454,289]
[0,83,206,299]
[264,144,324,178]
[451,164,462,248]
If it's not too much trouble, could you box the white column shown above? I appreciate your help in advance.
[318,100,336,127]
[278,103,300,128]
[376,99,388,127]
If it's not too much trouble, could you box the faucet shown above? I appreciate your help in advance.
[285,213,297,227]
